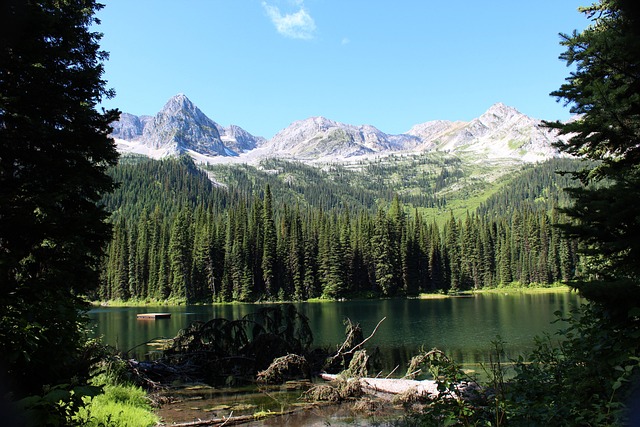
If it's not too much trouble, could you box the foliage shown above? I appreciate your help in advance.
[71,347,158,427]
[505,303,640,426]
[73,383,158,427]
[546,0,640,295]
[0,0,119,396]
[98,157,582,303]
[16,383,101,427]
[398,349,490,427]
[500,1,640,425]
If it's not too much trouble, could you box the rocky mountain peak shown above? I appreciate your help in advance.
[156,93,208,122]
[112,94,265,158]
[476,103,525,128]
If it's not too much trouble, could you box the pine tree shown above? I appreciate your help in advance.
[262,185,277,299]
[547,0,640,303]
[427,220,445,292]
[134,209,151,298]
[372,208,396,296]
[444,212,461,293]
[0,0,119,394]
[289,207,305,300]
[168,207,193,300]
[302,226,320,298]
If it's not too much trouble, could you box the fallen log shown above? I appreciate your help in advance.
[164,410,295,427]
[320,373,439,397]
[320,373,477,399]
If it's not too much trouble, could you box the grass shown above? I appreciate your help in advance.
[417,293,451,299]
[418,284,572,299]
[70,367,159,427]
[73,383,158,427]
[475,283,572,295]
[93,282,572,308]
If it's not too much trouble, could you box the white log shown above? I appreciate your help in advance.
[320,373,439,397]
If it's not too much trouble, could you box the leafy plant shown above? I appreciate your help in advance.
[16,383,101,427]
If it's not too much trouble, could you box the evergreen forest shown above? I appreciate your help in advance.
[98,155,583,302]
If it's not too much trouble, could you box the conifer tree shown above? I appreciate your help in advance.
[290,207,305,300]
[372,208,396,296]
[427,221,445,292]
[168,207,193,300]
[547,0,640,304]
[444,212,461,293]
[262,185,277,298]
[135,209,151,298]
[0,0,119,394]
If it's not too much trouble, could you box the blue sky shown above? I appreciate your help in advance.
[97,1,586,139]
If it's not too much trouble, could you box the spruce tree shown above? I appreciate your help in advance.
[262,185,277,298]
[372,208,396,296]
[168,207,193,301]
[547,0,640,304]
[0,0,119,394]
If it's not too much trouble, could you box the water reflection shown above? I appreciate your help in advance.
[88,292,582,369]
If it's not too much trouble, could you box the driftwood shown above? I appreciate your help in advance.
[321,373,439,397]
[333,317,386,357]
[323,317,386,374]
[165,409,297,427]
[320,373,477,399]
[256,353,310,384]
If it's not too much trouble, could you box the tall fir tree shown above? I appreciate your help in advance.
[0,0,119,394]
[262,185,277,298]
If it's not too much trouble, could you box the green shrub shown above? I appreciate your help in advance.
[73,384,158,427]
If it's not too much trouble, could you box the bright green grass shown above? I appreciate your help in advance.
[74,384,158,427]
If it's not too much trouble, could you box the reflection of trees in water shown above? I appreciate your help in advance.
[157,304,314,385]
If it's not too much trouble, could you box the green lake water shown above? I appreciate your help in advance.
[88,290,582,372]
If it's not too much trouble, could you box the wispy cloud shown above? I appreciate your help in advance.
[262,1,316,40]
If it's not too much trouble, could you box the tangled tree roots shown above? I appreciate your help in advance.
[305,375,363,402]
[343,349,369,378]
[128,305,314,387]
[324,317,385,374]
[256,354,310,384]
[304,384,342,402]
[404,348,451,380]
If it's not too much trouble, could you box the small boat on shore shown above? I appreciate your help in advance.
[136,312,171,320]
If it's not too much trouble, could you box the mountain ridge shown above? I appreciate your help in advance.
[111,94,566,163]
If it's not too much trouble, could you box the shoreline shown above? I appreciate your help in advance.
[419,284,572,299]
[91,285,575,307]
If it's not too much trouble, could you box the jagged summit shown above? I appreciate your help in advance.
[139,94,225,155]
[112,94,264,158]
[160,93,198,115]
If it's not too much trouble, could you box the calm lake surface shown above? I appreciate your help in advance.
[88,291,582,372]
